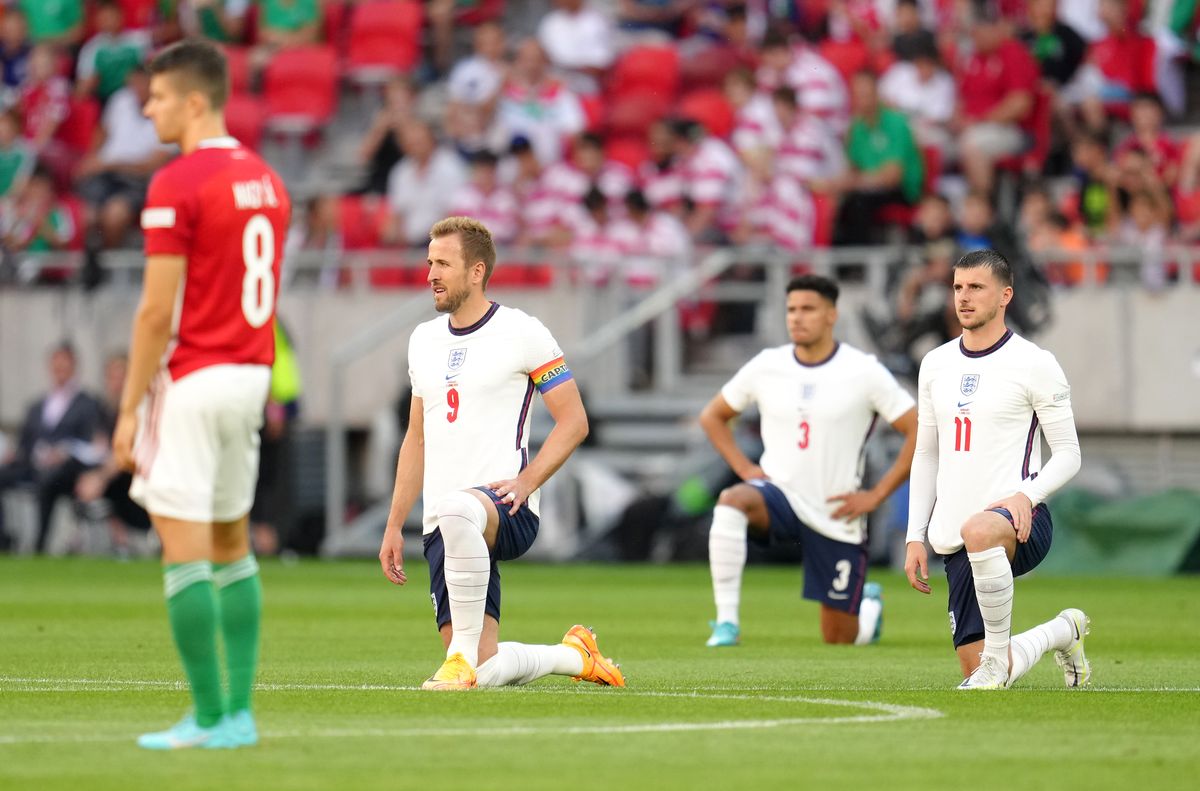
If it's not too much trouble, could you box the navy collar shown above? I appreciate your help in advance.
[449,301,499,336]
[794,342,839,368]
[959,328,1013,358]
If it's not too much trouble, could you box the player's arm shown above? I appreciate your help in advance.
[828,406,918,520]
[112,255,184,472]
[489,379,589,516]
[379,394,424,585]
[904,362,938,594]
[698,393,762,481]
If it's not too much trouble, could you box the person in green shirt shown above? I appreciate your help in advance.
[259,0,322,49]
[18,0,83,47]
[834,69,925,245]
[0,166,74,253]
[0,108,35,199]
[75,2,150,103]
[157,1,249,44]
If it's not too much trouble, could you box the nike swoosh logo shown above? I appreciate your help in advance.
[446,373,457,380]
[957,401,972,408]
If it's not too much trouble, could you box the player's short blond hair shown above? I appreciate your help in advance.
[430,216,497,288]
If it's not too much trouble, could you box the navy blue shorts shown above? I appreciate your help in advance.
[940,504,1054,648]
[422,486,540,630]
[749,479,868,615]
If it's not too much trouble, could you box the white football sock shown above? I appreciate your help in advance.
[1007,613,1076,686]
[709,505,749,626]
[968,547,1014,668]
[437,492,491,668]
[854,597,882,646]
[475,642,584,687]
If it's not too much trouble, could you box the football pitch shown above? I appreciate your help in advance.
[1,558,1197,791]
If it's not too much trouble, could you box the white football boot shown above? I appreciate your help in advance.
[956,653,1010,690]
[1054,608,1092,688]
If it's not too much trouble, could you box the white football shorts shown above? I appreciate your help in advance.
[130,364,270,523]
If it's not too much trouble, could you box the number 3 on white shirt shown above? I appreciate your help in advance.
[241,214,276,328]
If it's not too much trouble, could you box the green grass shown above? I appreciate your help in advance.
[1,557,1197,791]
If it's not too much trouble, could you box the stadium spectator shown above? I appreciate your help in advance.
[670,118,743,242]
[444,22,507,157]
[156,0,250,44]
[0,165,75,256]
[1072,0,1156,133]
[356,76,416,195]
[282,194,342,288]
[616,0,691,40]
[542,132,635,217]
[1058,0,1106,42]
[726,66,778,169]
[563,185,623,282]
[426,0,505,74]
[0,8,31,102]
[75,1,150,104]
[833,70,923,245]
[639,118,683,213]
[878,39,956,152]
[18,45,70,158]
[0,342,100,554]
[1115,92,1181,187]
[1020,0,1087,89]
[492,38,586,165]
[1114,189,1171,289]
[73,352,152,557]
[18,0,83,47]
[956,190,1021,269]
[449,150,520,245]
[890,0,937,61]
[382,120,466,246]
[498,135,558,245]
[1029,212,1096,287]
[257,0,322,50]
[1068,131,1113,236]
[770,86,845,190]
[0,107,34,200]
[537,0,616,94]
[74,66,174,250]
[609,188,692,283]
[1179,134,1200,240]
[1153,0,1196,116]
[736,173,817,253]
[955,9,1039,194]
[756,28,849,135]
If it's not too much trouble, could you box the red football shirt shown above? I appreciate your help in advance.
[1088,33,1156,94]
[141,137,291,380]
[958,39,1039,129]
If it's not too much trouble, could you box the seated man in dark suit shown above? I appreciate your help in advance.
[0,342,101,553]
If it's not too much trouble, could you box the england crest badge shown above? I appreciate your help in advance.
[960,374,980,396]
[448,348,467,371]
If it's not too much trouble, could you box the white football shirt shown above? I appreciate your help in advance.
[912,330,1074,555]
[408,303,572,533]
[721,343,915,544]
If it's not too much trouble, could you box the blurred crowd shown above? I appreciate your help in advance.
[0,0,1198,291]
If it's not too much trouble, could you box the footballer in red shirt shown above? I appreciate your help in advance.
[112,40,290,751]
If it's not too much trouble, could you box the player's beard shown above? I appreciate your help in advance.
[435,282,470,314]
[958,302,998,330]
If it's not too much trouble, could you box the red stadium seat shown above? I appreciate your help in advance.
[608,46,680,101]
[679,45,741,91]
[817,39,870,82]
[324,0,351,50]
[579,93,606,132]
[346,1,423,83]
[224,46,253,95]
[678,89,734,139]
[811,192,835,247]
[225,94,267,150]
[604,136,650,171]
[56,97,100,154]
[119,0,158,30]
[264,45,338,133]
[605,92,668,137]
[339,195,387,250]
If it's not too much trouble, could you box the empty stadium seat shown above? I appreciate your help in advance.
[346,1,423,84]
[604,136,650,171]
[339,195,386,250]
[678,45,741,91]
[678,89,734,139]
[605,92,668,137]
[817,39,870,82]
[608,46,680,101]
[264,45,338,134]
[225,94,267,150]
[224,46,253,96]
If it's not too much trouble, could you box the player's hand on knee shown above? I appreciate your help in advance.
[378,526,407,585]
[827,489,881,520]
[735,463,766,482]
[487,477,532,516]
[987,493,1033,543]
[905,542,931,594]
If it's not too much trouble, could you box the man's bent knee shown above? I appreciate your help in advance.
[716,484,758,513]
[961,512,1012,552]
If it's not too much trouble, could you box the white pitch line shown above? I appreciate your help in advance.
[1,677,1197,694]
[0,688,943,745]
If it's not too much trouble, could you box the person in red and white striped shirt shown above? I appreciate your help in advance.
[671,119,744,242]
[757,30,849,136]
[770,87,846,189]
[449,151,520,245]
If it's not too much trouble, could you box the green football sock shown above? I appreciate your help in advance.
[214,555,262,714]
[163,562,224,728]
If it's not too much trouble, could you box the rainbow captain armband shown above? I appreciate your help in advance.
[531,357,573,394]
